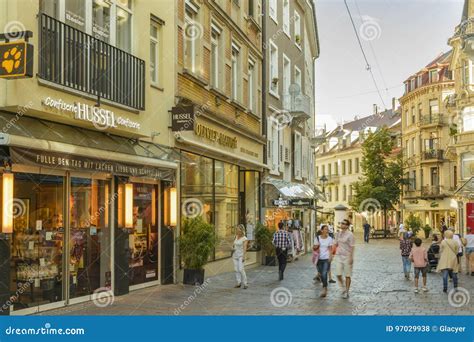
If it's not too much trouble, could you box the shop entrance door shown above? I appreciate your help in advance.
[68,177,112,304]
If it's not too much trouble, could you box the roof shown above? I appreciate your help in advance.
[404,50,452,82]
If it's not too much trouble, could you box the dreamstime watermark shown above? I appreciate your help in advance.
[174,279,211,315]
[3,20,26,40]
[5,323,85,336]
[448,287,470,308]
[0,273,34,313]
[2,101,33,133]
[92,287,115,308]
[182,198,204,218]
[84,192,119,227]
[4,198,28,219]
[359,15,381,41]
[359,198,381,218]
[183,20,203,42]
[270,287,293,308]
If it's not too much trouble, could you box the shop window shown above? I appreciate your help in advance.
[11,173,64,311]
[69,178,112,298]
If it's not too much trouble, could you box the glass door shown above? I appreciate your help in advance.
[69,177,112,300]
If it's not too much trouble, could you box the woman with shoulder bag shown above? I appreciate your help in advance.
[437,230,459,293]
[313,225,334,298]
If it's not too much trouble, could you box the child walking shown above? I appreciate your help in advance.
[409,238,429,293]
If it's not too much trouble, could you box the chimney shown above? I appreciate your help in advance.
[373,104,378,115]
[392,97,397,111]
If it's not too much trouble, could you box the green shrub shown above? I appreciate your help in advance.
[254,222,276,256]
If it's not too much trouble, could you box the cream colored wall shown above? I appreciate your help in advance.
[0,0,176,144]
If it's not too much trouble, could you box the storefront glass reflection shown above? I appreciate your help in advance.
[11,173,64,310]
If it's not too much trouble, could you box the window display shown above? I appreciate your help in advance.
[11,173,64,310]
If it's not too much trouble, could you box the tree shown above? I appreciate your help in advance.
[350,127,403,231]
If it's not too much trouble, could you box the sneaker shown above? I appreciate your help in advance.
[342,292,349,299]
[471,272,474,276]
[422,287,428,292]
[414,288,419,293]
[243,285,248,289]
[234,284,241,288]
[443,289,447,293]
[329,279,336,284]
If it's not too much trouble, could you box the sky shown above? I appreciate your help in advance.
[314,0,464,131]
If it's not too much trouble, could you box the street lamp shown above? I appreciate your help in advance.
[319,175,328,194]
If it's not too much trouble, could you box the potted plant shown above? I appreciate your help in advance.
[295,35,301,44]
[423,224,432,239]
[255,222,276,266]
[272,77,279,85]
[178,216,217,285]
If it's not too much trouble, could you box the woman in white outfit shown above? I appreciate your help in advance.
[233,225,249,289]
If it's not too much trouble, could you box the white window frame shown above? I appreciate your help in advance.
[429,69,438,83]
[410,78,416,90]
[231,42,241,101]
[294,65,302,93]
[282,54,291,95]
[150,20,160,86]
[294,132,302,180]
[248,58,256,114]
[417,75,422,87]
[462,107,474,132]
[294,10,301,48]
[269,0,277,23]
[269,39,279,97]
[184,1,199,73]
[463,59,472,85]
[210,23,221,89]
[283,0,290,36]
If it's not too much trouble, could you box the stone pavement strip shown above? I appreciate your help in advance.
[37,237,474,316]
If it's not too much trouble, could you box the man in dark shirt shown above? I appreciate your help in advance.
[273,222,292,280]
[363,222,371,243]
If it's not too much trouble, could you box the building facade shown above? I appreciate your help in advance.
[399,52,458,231]
[315,108,401,232]
[0,0,179,315]
[447,0,474,235]
[174,0,265,274]
[262,0,319,254]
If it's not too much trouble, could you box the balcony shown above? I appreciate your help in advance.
[39,14,145,111]
[421,185,446,198]
[455,131,474,145]
[282,94,312,123]
[327,174,340,184]
[421,149,444,161]
[418,114,444,128]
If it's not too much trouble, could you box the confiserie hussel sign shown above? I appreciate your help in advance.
[41,97,141,130]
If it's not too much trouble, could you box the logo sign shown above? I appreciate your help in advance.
[273,199,289,207]
[171,105,195,132]
[0,41,34,79]
[289,199,314,207]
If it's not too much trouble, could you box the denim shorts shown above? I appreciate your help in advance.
[466,247,474,255]
[414,266,427,278]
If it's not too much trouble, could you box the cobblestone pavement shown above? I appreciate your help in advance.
[37,236,474,316]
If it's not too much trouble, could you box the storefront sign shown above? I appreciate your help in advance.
[10,148,174,180]
[171,105,195,132]
[194,123,237,149]
[0,41,34,79]
[273,199,289,207]
[42,97,141,130]
[467,203,474,231]
[289,199,314,207]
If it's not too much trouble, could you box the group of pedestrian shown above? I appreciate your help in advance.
[398,224,474,294]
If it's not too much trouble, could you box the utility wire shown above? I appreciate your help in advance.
[343,0,387,109]
[354,0,390,99]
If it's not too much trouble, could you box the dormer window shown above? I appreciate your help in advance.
[411,78,416,90]
[429,69,438,83]
[417,75,423,87]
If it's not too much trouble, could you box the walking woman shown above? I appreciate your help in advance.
[400,232,413,280]
[437,230,459,293]
[313,225,334,298]
[233,225,248,289]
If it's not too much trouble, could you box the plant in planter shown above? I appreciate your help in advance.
[272,77,279,85]
[178,216,217,285]
[254,222,276,266]
[423,224,432,239]
[295,35,301,44]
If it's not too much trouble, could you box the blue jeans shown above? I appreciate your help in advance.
[364,230,370,243]
[402,256,411,275]
[442,269,458,291]
[317,259,330,288]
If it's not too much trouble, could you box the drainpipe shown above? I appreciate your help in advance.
[260,0,267,224]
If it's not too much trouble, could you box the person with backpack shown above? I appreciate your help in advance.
[313,225,334,298]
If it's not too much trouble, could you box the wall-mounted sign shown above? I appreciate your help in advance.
[467,203,474,232]
[289,199,314,207]
[42,97,141,130]
[0,41,33,79]
[273,199,289,207]
[10,147,174,180]
[171,105,195,132]
[194,123,237,149]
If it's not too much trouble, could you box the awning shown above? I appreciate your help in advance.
[264,177,325,201]
[0,111,178,180]
[455,177,474,197]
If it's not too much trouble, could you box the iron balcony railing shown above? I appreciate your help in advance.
[282,94,312,119]
[421,185,443,197]
[419,114,444,127]
[422,149,444,161]
[39,13,145,110]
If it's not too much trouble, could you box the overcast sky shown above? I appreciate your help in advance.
[314,0,464,131]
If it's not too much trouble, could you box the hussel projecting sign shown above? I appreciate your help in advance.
[42,97,141,130]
